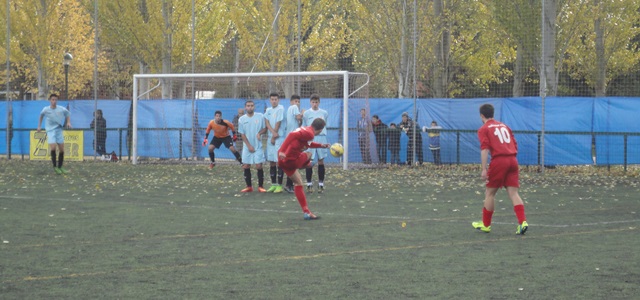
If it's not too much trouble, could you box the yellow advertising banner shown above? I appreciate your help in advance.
[30,130,84,161]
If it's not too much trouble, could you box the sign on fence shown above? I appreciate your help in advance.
[30,130,84,161]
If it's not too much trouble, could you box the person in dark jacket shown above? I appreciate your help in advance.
[387,123,402,165]
[371,115,388,164]
[398,112,423,165]
[90,109,107,156]
[232,108,245,153]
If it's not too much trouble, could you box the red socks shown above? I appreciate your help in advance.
[482,205,526,227]
[514,204,526,224]
[294,185,310,213]
[482,207,493,227]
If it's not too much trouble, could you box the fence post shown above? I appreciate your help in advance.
[456,131,460,164]
[624,134,628,173]
[179,129,183,160]
[537,132,541,166]
[118,128,123,161]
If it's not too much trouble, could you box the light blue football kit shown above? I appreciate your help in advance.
[40,106,70,144]
[285,104,302,135]
[303,108,329,160]
[264,104,285,162]
[238,113,265,165]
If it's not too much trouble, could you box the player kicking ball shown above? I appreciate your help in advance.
[278,118,330,220]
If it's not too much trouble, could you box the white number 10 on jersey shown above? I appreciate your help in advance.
[493,127,511,144]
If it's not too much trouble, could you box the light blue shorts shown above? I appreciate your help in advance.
[266,136,284,162]
[46,129,64,144]
[309,135,328,161]
[242,147,265,165]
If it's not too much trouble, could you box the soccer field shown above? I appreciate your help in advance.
[1,160,638,299]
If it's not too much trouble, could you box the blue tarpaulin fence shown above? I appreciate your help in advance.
[2,97,639,165]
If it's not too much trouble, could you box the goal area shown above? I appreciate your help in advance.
[132,71,370,169]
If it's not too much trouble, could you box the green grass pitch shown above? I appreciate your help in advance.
[1,160,639,299]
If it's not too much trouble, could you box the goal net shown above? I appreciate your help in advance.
[132,71,370,169]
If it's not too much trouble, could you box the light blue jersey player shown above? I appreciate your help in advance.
[302,94,329,193]
[238,100,267,193]
[285,95,303,136]
[281,94,304,192]
[264,93,286,192]
[37,94,72,174]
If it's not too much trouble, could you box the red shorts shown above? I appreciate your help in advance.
[278,153,311,176]
[486,155,519,188]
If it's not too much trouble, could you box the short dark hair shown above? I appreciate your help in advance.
[269,92,279,98]
[390,123,396,127]
[310,94,320,101]
[479,104,494,118]
[290,94,300,101]
[310,118,326,131]
[49,93,59,100]
[214,110,222,116]
[372,115,379,119]
[245,100,254,106]
[431,121,437,125]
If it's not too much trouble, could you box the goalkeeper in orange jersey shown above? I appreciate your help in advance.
[202,110,242,169]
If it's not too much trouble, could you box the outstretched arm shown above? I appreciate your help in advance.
[308,142,330,148]
[37,115,44,132]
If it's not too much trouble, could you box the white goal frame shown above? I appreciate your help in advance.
[132,71,369,169]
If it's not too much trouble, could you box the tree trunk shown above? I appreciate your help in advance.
[594,14,606,96]
[36,1,48,99]
[161,0,173,99]
[512,43,525,97]
[541,0,557,96]
[398,0,410,98]
[232,35,240,99]
[139,61,149,100]
[432,0,450,98]
[269,0,279,93]
[36,56,48,99]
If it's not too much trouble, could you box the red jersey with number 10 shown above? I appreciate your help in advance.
[478,119,517,157]
[279,126,323,159]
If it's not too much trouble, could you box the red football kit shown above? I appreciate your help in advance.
[278,126,324,176]
[478,119,519,188]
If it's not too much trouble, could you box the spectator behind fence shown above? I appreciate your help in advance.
[232,108,245,153]
[425,121,442,165]
[398,112,423,165]
[357,108,372,164]
[90,109,107,156]
[371,115,388,164]
[387,123,402,165]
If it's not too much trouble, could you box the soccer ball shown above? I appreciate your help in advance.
[330,143,344,157]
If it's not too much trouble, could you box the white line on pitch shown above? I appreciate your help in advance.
[1,195,638,227]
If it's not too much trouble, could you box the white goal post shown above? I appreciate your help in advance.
[132,71,370,169]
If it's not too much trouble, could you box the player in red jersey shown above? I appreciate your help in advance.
[472,104,528,235]
[278,118,330,220]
